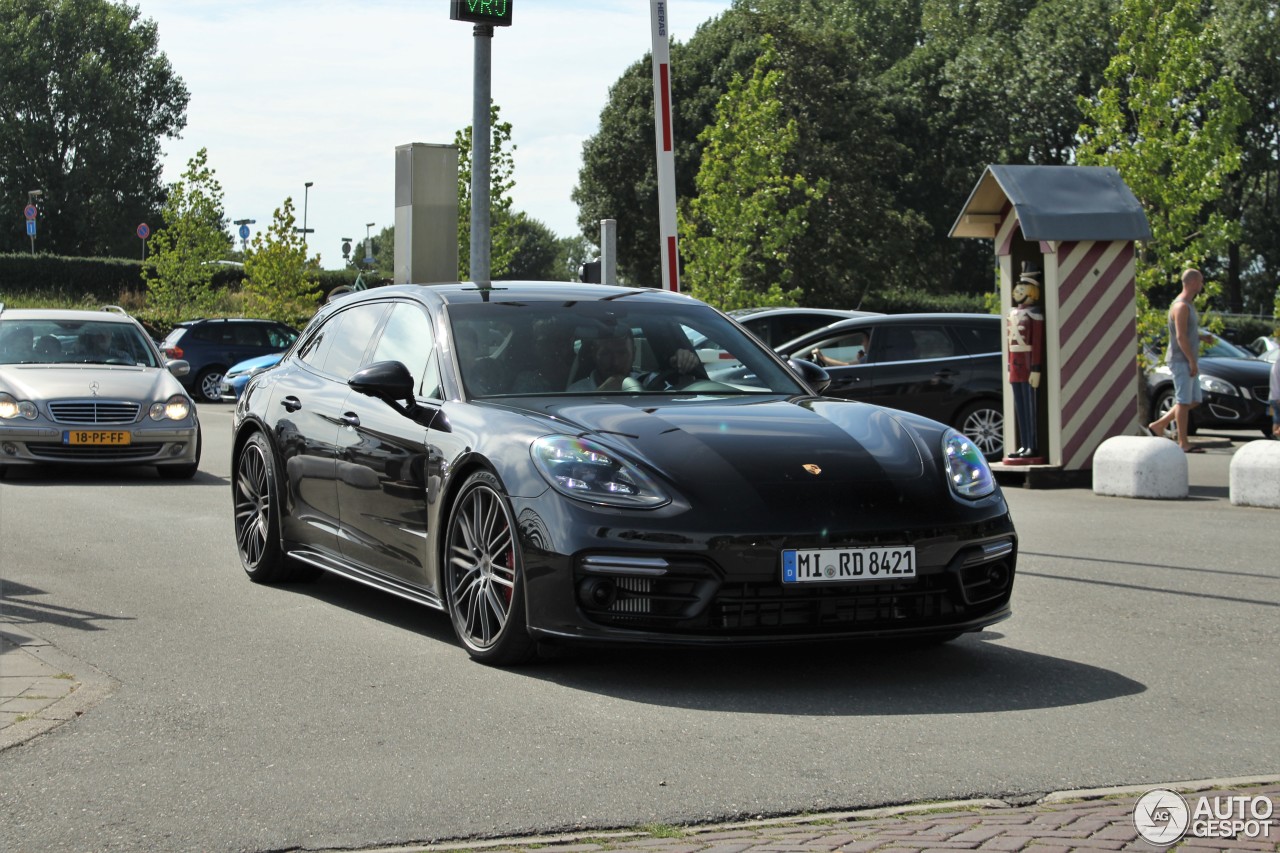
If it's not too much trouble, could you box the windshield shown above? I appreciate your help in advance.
[0,319,161,368]
[447,298,808,398]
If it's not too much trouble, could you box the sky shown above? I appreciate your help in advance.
[134,0,737,269]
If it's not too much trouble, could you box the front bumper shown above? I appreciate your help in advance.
[0,423,199,468]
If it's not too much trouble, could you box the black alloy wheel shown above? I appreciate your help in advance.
[233,432,295,582]
[444,470,535,665]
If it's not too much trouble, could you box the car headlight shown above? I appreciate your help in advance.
[149,394,191,421]
[0,392,37,420]
[531,435,669,508]
[943,429,995,499]
[1198,374,1237,396]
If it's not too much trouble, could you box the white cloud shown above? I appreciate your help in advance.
[135,0,735,268]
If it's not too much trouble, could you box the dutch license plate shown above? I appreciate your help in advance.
[782,546,916,583]
[64,430,131,446]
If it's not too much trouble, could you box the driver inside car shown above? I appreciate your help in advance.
[76,329,131,363]
[567,327,702,392]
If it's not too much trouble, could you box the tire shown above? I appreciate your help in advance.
[956,401,1004,460]
[233,432,295,583]
[443,470,536,666]
[157,426,202,480]
[195,366,226,403]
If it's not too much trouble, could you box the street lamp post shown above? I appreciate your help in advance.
[364,222,375,267]
[296,181,315,248]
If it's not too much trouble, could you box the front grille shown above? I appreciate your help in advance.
[710,576,956,633]
[48,400,141,425]
[576,538,1015,636]
[26,443,157,462]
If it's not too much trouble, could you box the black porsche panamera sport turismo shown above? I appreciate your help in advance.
[231,282,1017,665]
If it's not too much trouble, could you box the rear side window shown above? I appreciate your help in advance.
[953,321,1002,355]
[266,325,298,349]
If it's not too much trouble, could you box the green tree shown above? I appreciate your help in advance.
[0,0,188,256]
[141,148,228,324]
[1210,0,1280,314]
[456,103,517,280]
[502,215,561,280]
[241,197,320,327]
[1077,0,1247,342]
[679,37,824,310]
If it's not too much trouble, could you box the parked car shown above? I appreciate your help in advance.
[728,307,879,348]
[1145,331,1274,437]
[756,313,1006,459]
[1245,335,1278,357]
[232,282,1016,665]
[162,318,299,403]
[0,304,201,479]
[219,352,284,403]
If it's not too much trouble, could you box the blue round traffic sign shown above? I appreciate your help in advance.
[24,204,37,220]
[238,224,250,240]
[136,223,150,240]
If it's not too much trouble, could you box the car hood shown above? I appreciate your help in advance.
[513,395,926,487]
[1198,356,1273,382]
[0,365,186,401]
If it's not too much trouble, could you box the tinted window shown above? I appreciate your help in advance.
[266,325,298,349]
[369,303,434,394]
[953,320,1001,355]
[320,303,390,378]
[230,324,267,347]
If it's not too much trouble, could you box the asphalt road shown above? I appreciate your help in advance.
[1,407,1276,853]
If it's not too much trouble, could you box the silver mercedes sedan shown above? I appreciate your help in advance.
[0,305,201,479]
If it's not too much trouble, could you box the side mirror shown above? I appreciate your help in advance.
[349,360,415,403]
[166,359,191,379]
[787,358,831,395]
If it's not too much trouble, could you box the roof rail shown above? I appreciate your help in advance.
[101,305,129,316]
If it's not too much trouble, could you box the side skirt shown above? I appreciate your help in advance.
[288,548,445,611]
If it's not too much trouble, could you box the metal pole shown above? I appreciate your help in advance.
[649,1,680,291]
[601,219,617,285]
[470,24,493,285]
[302,181,313,249]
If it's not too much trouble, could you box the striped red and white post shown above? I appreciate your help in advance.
[649,1,680,292]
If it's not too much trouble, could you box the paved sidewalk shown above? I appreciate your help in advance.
[0,623,116,751]
[350,781,1280,853]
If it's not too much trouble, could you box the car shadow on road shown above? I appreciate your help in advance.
[0,465,226,487]
[292,573,1144,717]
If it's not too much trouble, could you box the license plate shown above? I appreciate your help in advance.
[782,546,916,583]
[63,430,131,446]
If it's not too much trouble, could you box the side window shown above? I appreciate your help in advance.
[233,324,267,347]
[912,327,956,359]
[297,319,335,368]
[369,303,435,394]
[800,330,870,366]
[192,325,218,343]
[954,321,1001,355]
[321,303,390,379]
[267,325,298,349]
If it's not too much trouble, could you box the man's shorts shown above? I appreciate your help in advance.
[1170,360,1204,405]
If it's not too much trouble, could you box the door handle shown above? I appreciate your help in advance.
[280,396,301,413]
[341,412,361,427]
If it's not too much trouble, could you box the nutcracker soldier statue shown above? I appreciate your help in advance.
[1005,266,1045,463]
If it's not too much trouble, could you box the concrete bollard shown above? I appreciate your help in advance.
[1092,436,1188,499]
[1229,440,1280,509]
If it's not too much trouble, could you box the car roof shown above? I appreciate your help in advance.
[0,307,139,325]
[728,307,879,319]
[799,312,998,330]
[337,281,705,308]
